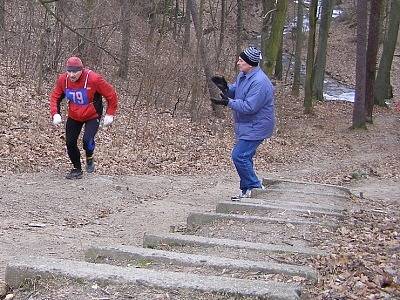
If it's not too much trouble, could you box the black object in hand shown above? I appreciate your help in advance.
[210,93,229,106]
[211,76,228,94]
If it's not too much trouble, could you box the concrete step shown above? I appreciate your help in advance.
[143,232,325,256]
[85,244,318,282]
[191,215,333,252]
[248,189,351,209]
[187,212,337,229]
[236,198,347,213]
[260,178,351,198]
[252,188,350,204]
[216,201,343,220]
[6,256,302,300]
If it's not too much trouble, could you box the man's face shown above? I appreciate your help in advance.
[237,57,252,73]
[67,69,83,82]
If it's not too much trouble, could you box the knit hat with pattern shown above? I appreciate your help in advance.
[239,47,261,67]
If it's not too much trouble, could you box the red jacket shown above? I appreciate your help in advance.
[50,69,118,122]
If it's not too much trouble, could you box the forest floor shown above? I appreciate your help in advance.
[1,90,399,300]
[0,3,400,299]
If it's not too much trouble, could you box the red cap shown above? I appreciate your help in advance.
[66,56,83,71]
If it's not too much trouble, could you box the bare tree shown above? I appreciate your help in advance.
[312,0,334,101]
[147,0,157,44]
[261,0,275,60]
[38,0,120,62]
[118,0,132,79]
[374,0,400,107]
[216,0,226,65]
[78,0,99,65]
[37,14,50,94]
[187,0,222,116]
[304,0,317,114]
[292,0,303,97]
[0,0,4,31]
[183,0,191,51]
[199,0,204,36]
[262,0,287,76]
[173,0,179,40]
[190,51,202,121]
[274,39,283,80]
[352,0,367,129]
[51,1,65,71]
[365,0,382,123]
[236,0,243,59]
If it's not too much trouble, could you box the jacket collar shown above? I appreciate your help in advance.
[240,66,260,79]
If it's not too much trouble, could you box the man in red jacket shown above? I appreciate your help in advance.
[50,56,118,179]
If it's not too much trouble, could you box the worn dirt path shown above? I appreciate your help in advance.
[1,168,398,281]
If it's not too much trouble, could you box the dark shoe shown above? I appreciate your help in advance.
[86,157,95,173]
[65,168,83,179]
[231,193,242,201]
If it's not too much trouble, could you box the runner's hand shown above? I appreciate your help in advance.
[52,114,62,125]
[103,115,114,126]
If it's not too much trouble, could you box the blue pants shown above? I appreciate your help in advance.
[232,139,264,192]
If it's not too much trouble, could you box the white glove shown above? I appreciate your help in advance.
[103,114,114,126]
[52,114,62,125]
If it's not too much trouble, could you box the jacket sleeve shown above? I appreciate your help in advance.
[49,75,65,116]
[227,80,269,115]
[227,82,236,98]
[95,75,118,116]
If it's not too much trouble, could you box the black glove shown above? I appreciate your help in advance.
[210,93,229,106]
[211,76,228,95]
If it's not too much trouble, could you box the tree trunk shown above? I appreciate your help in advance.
[51,1,64,72]
[236,0,243,59]
[173,0,178,40]
[190,52,201,121]
[187,0,223,117]
[0,0,5,31]
[216,0,225,66]
[374,0,400,107]
[36,30,46,94]
[303,0,317,114]
[78,0,97,65]
[262,0,287,76]
[199,0,204,37]
[292,0,303,97]
[274,39,283,80]
[312,0,333,101]
[147,0,157,45]
[352,0,367,129]
[118,0,132,79]
[183,0,191,51]
[261,0,275,62]
[365,0,382,122]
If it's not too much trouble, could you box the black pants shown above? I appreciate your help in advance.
[66,117,100,170]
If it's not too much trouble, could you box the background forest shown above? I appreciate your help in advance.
[0,0,398,179]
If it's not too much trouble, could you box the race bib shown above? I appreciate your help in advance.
[65,88,89,105]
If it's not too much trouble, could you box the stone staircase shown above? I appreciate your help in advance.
[4,178,356,299]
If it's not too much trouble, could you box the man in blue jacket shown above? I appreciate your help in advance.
[211,46,275,200]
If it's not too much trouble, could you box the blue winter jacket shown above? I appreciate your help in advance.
[227,67,275,141]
